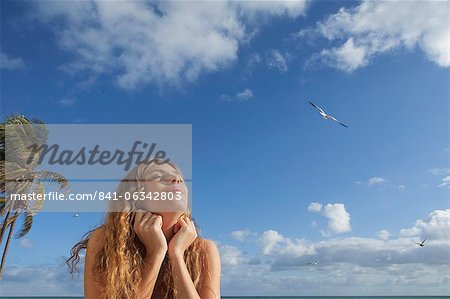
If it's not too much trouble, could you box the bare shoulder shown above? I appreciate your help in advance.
[87,225,106,251]
[84,227,106,297]
[197,238,221,298]
[199,238,218,249]
[199,238,221,262]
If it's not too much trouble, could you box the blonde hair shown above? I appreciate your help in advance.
[66,158,209,299]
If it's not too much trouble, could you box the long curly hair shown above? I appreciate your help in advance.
[66,158,209,299]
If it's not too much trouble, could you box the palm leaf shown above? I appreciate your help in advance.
[0,114,67,278]
[14,211,33,239]
[0,196,6,216]
[33,170,70,193]
[24,181,45,215]
[2,114,49,168]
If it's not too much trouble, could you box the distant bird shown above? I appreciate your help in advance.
[306,261,320,266]
[416,239,426,247]
[309,101,348,128]
[73,213,79,218]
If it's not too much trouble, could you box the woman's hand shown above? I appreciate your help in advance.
[168,215,198,257]
[133,210,167,258]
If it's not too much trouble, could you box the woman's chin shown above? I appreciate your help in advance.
[138,201,188,213]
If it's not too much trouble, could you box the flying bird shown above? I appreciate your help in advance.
[309,101,348,128]
[416,239,426,247]
[306,261,320,266]
[73,213,80,218]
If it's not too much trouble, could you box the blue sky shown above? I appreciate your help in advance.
[1,0,449,296]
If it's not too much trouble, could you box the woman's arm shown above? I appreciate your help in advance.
[168,216,221,299]
[169,249,200,299]
[138,252,166,299]
[133,210,169,298]
[169,239,221,299]
[198,240,221,299]
[168,216,200,298]
[84,226,166,299]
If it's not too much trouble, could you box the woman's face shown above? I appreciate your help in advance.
[137,162,189,213]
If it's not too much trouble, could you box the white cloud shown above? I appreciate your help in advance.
[318,37,368,71]
[235,0,308,19]
[270,236,450,272]
[58,96,77,106]
[399,226,421,238]
[242,53,262,78]
[309,202,352,236]
[32,1,307,89]
[219,88,254,102]
[19,238,33,249]
[218,94,232,102]
[307,202,322,212]
[0,256,83,296]
[309,1,450,71]
[222,210,450,295]
[266,49,290,73]
[358,177,404,190]
[429,168,450,176]
[258,230,285,255]
[247,53,262,66]
[236,88,254,101]
[258,229,315,257]
[377,229,390,241]
[219,244,246,266]
[0,52,25,70]
[231,229,254,241]
[321,203,352,235]
[255,210,449,289]
[400,209,450,241]
[368,176,388,185]
[2,209,450,296]
[438,176,450,188]
[244,49,292,76]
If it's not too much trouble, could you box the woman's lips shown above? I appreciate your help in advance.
[167,188,183,193]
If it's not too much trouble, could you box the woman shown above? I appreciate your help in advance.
[66,158,221,299]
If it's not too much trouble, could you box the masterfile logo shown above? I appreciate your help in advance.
[4,124,192,213]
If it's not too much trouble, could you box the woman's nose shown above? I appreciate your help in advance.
[170,175,183,184]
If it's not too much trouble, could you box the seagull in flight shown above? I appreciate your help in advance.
[306,261,320,266]
[73,213,80,218]
[416,239,426,247]
[309,101,348,128]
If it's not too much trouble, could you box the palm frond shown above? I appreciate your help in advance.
[2,114,49,168]
[0,197,5,216]
[33,170,70,193]
[24,182,45,215]
[7,180,33,198]
[14,211,33,239]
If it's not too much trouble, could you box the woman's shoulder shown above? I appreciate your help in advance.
[196,238,221,275]
[198,238,220,258]
[199,238,218,247]
[87,225,106,250]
